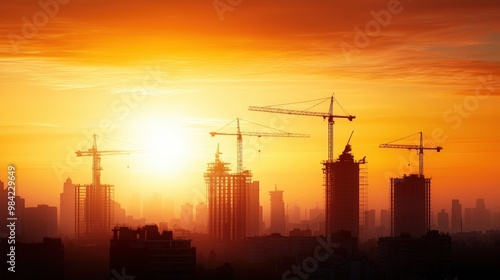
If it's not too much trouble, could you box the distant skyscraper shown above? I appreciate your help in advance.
[260,205,265,234]
[180,203,194,229]
[451,199,462,233]
[473,198,492,231]
[59,177,75,238]
[325,143,366,238]
[310,206,323,221]
[391,174,430,237]
[25,204,57,242]
[289,205,301,224]
[437,209,449,233]
[269,186,286,235]
[113,201,127,224]
[195,202,208,232]
[364,209,376,240]
[246,181,261,236]
[195,202,207,224]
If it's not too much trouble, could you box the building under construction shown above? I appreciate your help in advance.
[204,145,252,241]
[75,183,114,241]
[380,132,441,238]
[391,174,430,237]
[74,135,133,242]
[324,141,367,239]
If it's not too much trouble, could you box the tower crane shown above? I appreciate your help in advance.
[209,118,309,174]
[249,95,355,163]
[379,132,443,177]
[75,134,141,187]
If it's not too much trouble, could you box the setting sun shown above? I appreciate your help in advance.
[132,120,191,175]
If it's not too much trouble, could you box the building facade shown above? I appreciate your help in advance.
[391,174,430,237]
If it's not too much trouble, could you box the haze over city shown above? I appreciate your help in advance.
[1,0,499,221]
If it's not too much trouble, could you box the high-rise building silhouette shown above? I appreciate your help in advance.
[75,183,114,242]
[195,202,208,232]
[451,199,462,233]
[437,209,449,233]
[59,177,75,238]
[204,145,251,240]
[325,142,366,238]
[113,201,127,224]
[181,202,194,229]
[364,209,376,240]
[269,185,286,235]
[473,198,492,231]
[25,204,57,243]
[391,174,430,237]
[288,204,301,224]
[247,181,261,236]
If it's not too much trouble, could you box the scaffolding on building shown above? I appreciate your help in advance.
[75,183,114,241]
[204,145,251,241]
[324,138,366,240]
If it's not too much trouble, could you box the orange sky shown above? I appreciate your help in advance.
[1,0,499,224]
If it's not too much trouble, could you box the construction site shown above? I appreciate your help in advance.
[205,119,308,240]
[324,134,367,239]
[249,96,369,241]
[380,132,442,237]
[204,144,252,241]
[72,96,442,247]
[74,135,136,243]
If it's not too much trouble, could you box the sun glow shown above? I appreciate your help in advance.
[134,120,191,175]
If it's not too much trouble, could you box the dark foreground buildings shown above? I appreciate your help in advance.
[379,231,451,280]
[0,237,64,280]
[110,225,196,280]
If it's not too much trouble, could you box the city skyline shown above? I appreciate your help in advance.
[1,0,499,240]
[2,1,500,279]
